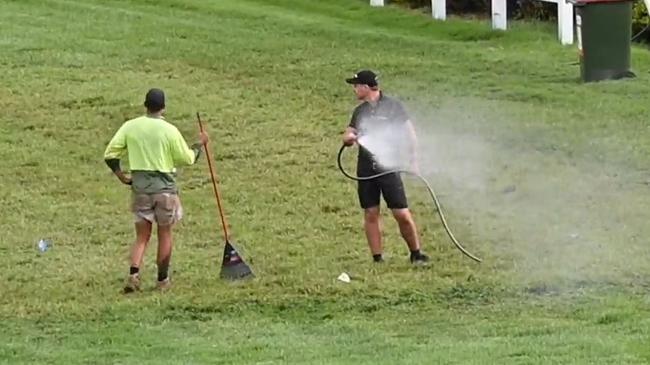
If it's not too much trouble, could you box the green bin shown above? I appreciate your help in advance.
[570,0,635,82]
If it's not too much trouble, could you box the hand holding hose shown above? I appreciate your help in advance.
[342,127,358,147]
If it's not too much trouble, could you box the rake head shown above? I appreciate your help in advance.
[220,240,254,280]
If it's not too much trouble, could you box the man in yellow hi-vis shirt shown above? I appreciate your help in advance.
[104,88,208,293]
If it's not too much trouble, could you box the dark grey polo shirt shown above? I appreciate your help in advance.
[348,92,411,175]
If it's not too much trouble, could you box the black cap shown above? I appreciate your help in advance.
[345,70,379,87]
[144,88,165,111]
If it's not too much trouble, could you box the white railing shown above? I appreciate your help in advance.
[369,0,574,45]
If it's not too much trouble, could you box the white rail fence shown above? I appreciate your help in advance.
[369,0,575,45]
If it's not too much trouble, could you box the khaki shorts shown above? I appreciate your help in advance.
[131,192,183,226]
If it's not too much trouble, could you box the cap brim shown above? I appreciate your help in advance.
[345,78,359,84]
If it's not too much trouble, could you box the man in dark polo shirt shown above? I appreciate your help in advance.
[342,70,429,264]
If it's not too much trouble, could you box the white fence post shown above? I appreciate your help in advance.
[491,0,507,30]
[558,0,574,44]
[368,0,574,45]
[432,0,446,20]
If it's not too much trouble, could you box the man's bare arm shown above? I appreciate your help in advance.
[406,120,419,173]
[342,127,358,146]
[105,158,132,185]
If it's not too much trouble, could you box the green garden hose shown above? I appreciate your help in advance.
[337,144,482,263]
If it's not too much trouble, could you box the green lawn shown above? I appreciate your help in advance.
[1,0,650,363]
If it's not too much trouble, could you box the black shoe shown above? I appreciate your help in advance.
[410,253,430,265]
[372,254,384,263]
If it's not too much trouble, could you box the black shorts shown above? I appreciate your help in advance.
[357,172,408,209]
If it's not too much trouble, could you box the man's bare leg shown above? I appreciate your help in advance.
[364,206,383,262]
[125,219,152,293]
[392,208,420,250]
[156,223,173,289]
[392,208,429,263]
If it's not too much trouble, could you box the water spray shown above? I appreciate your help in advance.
[337,144,482,263]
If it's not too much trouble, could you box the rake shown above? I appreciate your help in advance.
[196,112,254,280]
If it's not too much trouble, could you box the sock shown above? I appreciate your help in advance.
[157,267,169,282]
[129,266,139,275]
[373,254,383,262]
[410,250,421,258]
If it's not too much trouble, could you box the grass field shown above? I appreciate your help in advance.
[2,0,650,363]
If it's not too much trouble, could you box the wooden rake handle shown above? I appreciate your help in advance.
[197,112,230,242]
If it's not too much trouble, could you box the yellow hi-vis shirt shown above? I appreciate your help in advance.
[104,116,198,193]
